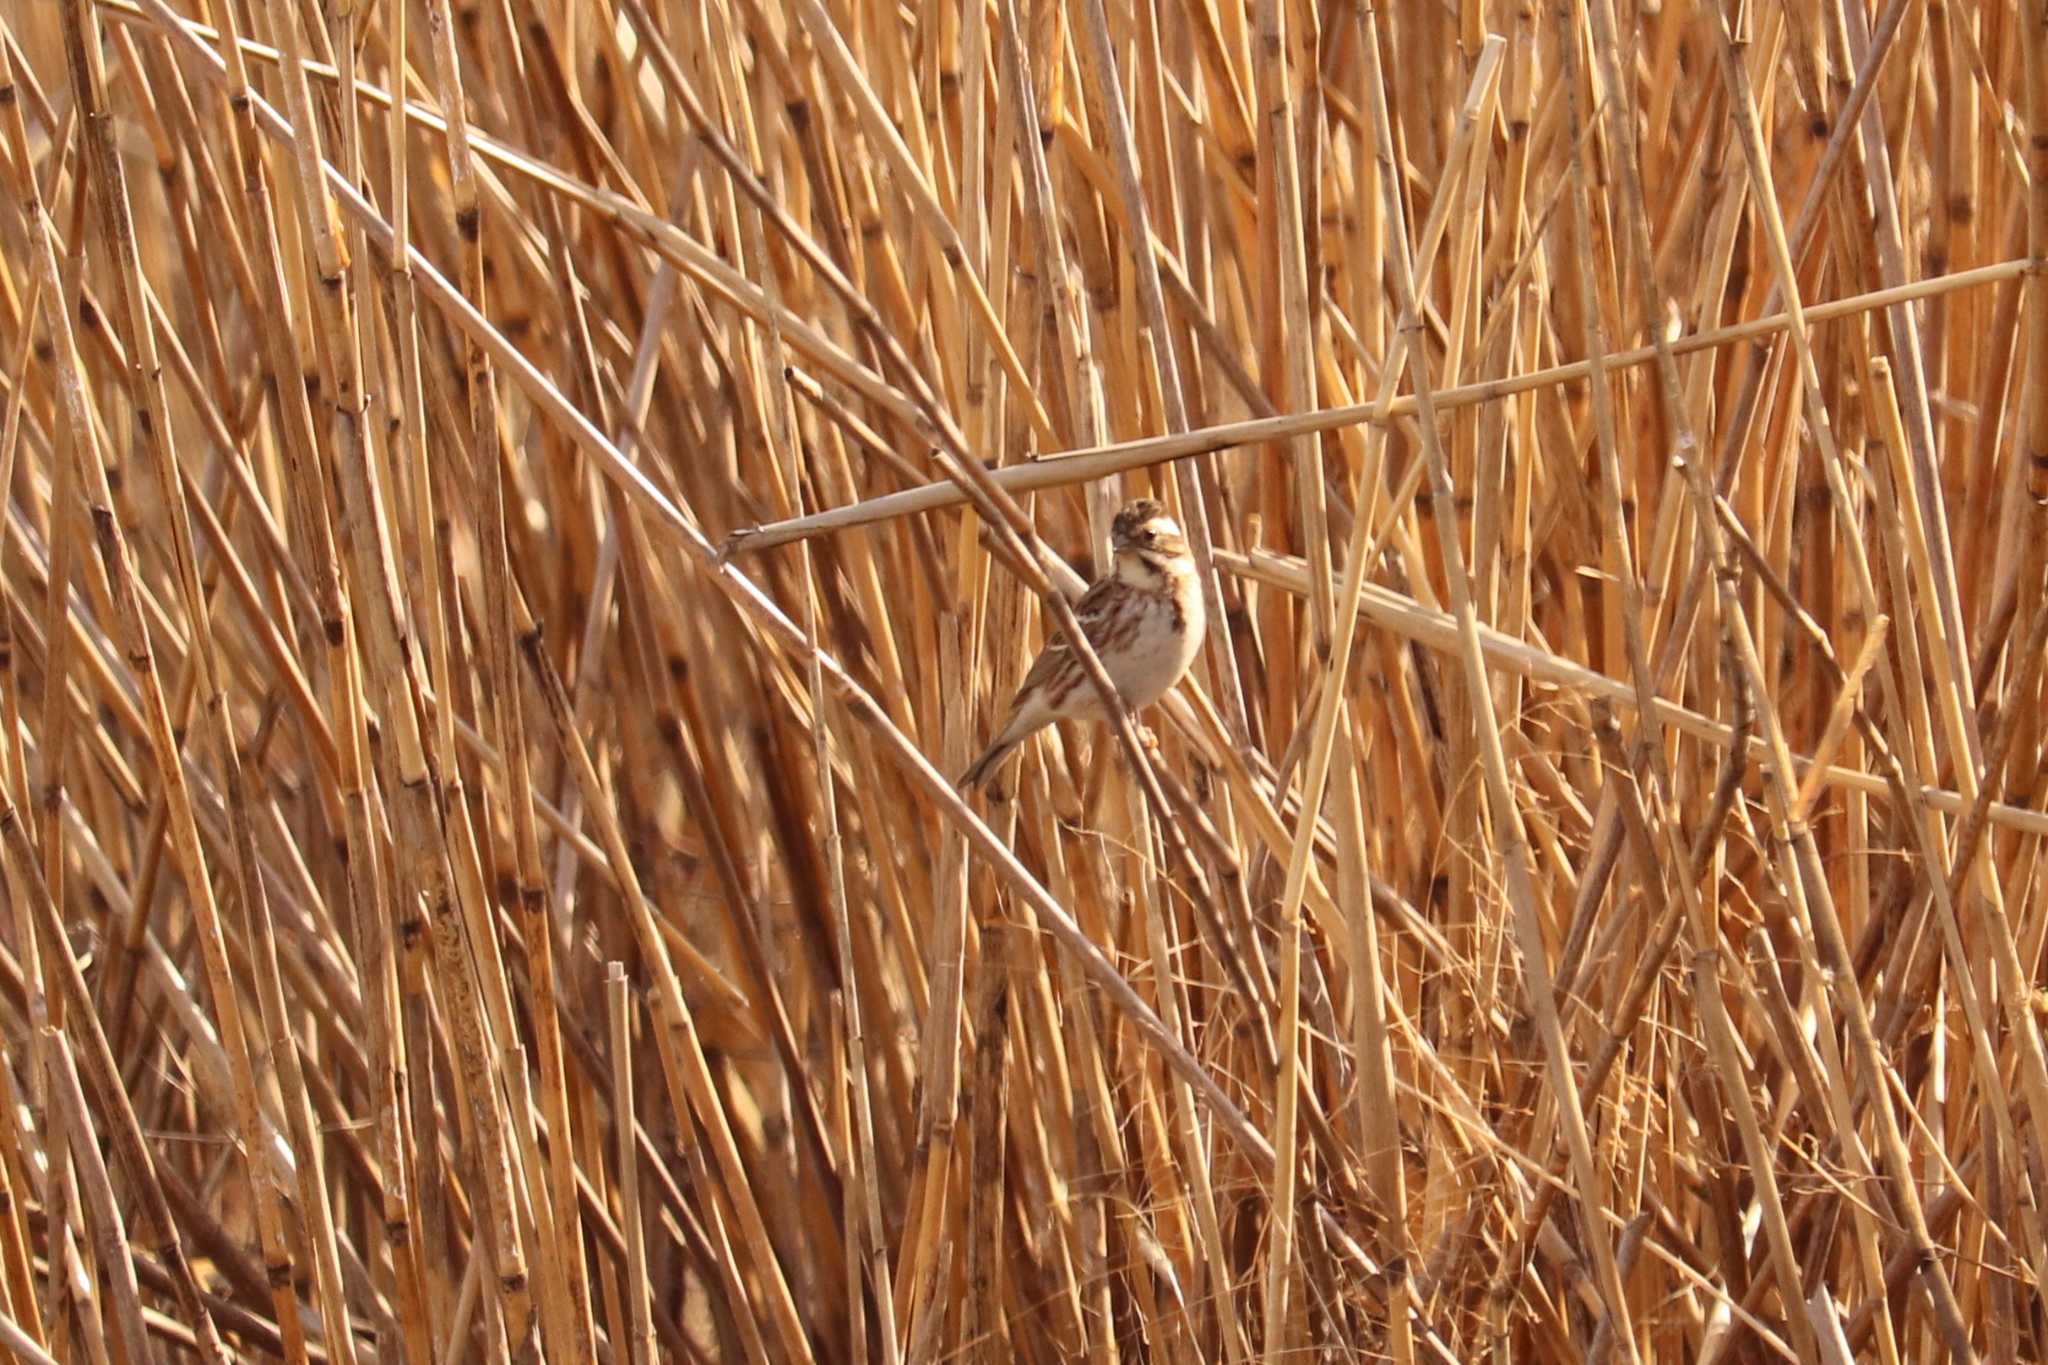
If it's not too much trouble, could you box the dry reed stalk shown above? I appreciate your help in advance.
[8,0,2048,1358]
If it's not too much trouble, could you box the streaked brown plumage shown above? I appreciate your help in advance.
[959,499,1205,790]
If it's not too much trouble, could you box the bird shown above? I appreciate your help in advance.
[959,498,1206,791]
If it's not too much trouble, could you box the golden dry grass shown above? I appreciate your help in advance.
[0,0,2045,1360]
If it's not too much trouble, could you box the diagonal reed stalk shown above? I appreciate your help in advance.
[3,0,2047,1359]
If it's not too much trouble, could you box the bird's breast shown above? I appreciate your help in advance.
[1102,581,1204,709]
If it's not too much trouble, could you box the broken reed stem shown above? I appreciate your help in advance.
[1,1,2045,1359]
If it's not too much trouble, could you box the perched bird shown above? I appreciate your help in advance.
[960,498,1206,790]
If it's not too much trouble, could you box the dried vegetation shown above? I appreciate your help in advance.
[1,0,2047,1360]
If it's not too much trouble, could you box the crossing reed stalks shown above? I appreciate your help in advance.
[1,0,2045,1359]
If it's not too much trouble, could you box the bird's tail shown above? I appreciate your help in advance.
[958,735,1020,791]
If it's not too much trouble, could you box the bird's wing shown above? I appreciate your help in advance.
[1013,578,1126,695]
[1029,578,1123,658]
[1051,577,1126,648]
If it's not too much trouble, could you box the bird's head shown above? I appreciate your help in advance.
[1110,498,1192,582]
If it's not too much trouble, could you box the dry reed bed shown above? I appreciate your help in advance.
[0,0,2044,1360]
